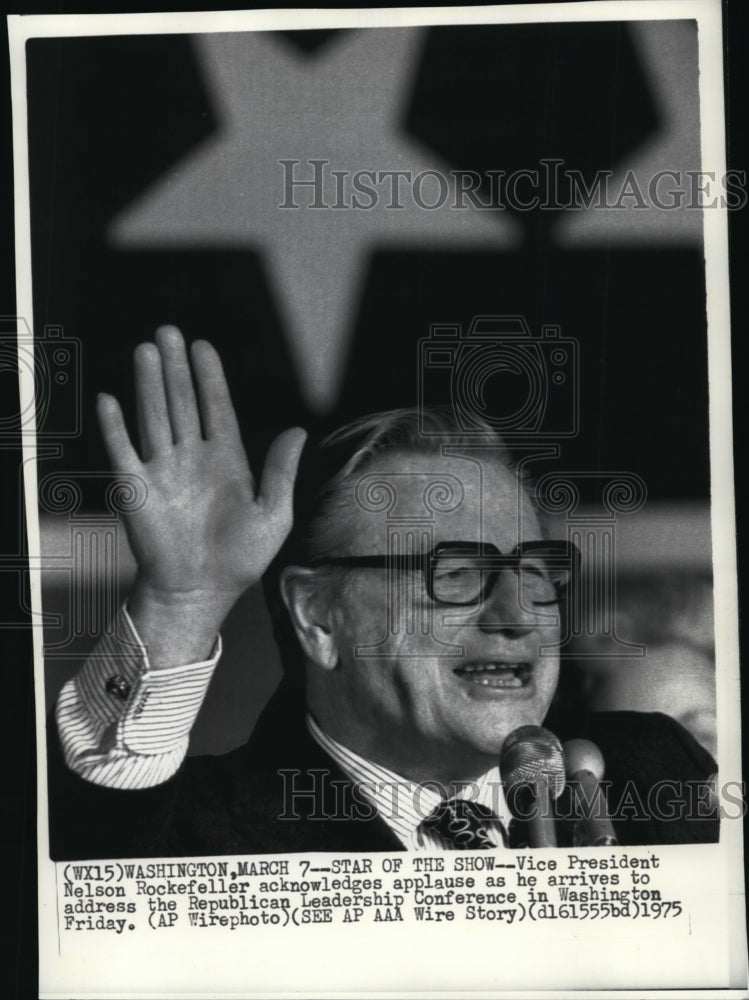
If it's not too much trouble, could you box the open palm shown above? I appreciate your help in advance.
[97,326,306,603]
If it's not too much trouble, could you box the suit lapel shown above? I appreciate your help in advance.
[226,680,405,853]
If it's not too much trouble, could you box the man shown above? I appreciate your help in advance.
[48,327,718,858]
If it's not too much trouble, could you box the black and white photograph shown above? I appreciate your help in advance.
[6,1,747,996]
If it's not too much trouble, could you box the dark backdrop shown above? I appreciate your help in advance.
[26,24,710,501]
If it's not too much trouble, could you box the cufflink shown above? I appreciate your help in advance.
[105,674,131,700]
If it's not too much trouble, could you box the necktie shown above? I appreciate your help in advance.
[422,798,505,849]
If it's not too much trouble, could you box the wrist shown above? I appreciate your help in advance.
[131,577,241,620]
[127,579,235,669]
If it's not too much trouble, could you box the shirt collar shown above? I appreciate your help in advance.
[306,713,510,845]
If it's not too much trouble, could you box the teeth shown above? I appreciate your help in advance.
[471,674,523,688]
[454,663,530,687]
[460,663,523,673]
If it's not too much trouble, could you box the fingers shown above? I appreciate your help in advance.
[154,325,202,443]
[190,339,243,446]
[258,427,307,517]
[96,393,141,473]
[134,342,171,460]
[127,333,297,510]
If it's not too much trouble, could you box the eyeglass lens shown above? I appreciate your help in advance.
[430,551,568,606]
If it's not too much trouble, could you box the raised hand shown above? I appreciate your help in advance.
[96,326,306,666]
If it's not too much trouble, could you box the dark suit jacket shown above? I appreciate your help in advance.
[49,679,719,860]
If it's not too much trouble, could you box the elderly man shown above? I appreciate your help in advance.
[49,328,718,858]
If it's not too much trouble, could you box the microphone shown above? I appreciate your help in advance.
[563,739,619,847]
[500,725,566,848]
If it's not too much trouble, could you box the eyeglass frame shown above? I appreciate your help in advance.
[305,539,581,608]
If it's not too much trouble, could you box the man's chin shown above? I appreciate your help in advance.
[458,707,549,760]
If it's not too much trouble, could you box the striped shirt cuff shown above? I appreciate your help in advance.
[55,604,221,789]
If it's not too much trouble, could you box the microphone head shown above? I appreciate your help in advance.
[563,738,606,782]
[500,725,566,800]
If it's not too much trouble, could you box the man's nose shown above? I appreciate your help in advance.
[476,569,544,636]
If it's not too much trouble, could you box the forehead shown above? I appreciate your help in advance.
[333,448,541,552]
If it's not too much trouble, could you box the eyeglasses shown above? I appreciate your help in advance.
[307,540,580,608]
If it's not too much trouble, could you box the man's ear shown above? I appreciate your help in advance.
[279,566,339,671]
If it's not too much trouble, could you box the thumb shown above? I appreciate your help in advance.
[258,427,307,516]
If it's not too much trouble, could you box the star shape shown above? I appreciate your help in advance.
[109,28,519,412]
[554,21,703,247]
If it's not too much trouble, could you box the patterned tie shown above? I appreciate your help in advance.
[422,798,505,849]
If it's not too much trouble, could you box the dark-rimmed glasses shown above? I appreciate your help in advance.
[307,540,580,607]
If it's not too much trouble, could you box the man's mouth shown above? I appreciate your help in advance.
[453,662,531,688]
